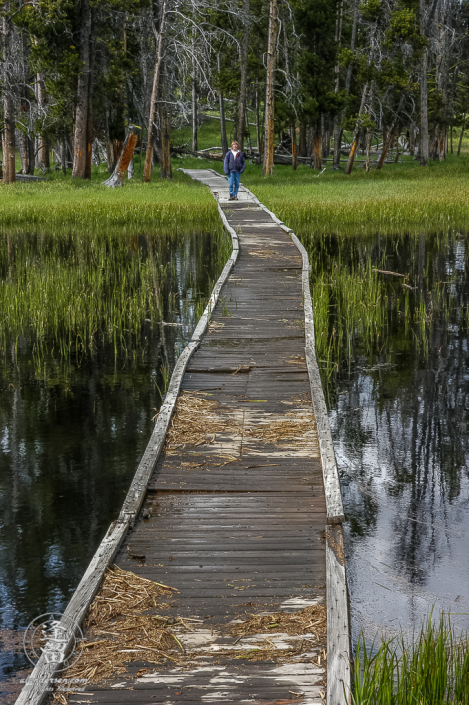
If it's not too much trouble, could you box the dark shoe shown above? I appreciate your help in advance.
[229,195,234,200]
[234,196,239,200]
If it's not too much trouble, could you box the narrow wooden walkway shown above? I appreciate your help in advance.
[67,171,329,704]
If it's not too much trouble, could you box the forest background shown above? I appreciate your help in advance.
[1,0,469,233]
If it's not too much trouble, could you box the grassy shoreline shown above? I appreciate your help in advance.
[0,167,219,235]
[195,155,469,238]
[3,127,469,238]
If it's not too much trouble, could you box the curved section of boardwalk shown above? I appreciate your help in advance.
[66,172,330,704]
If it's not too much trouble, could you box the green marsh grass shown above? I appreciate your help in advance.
[0,169,219,236]
[353,614,469,704]
[240,159,469,238]
[0,166,229,359]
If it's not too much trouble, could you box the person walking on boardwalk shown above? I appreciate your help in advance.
[223,141,245,201]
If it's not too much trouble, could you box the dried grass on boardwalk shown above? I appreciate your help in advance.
[54,567,327,702]
[163,391,241,453]
[162,390,319,455]
[54,566,179,698]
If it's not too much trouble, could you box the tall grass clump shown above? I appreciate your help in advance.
[352,614,469,704]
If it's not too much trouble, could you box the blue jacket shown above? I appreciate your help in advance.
[223,150,245,175]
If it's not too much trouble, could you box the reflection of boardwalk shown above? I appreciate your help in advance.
[18,171,348,705]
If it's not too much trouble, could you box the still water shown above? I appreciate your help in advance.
[309,231,469,647]
[0,230,225,692]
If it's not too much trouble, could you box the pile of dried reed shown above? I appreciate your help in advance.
[54,566,179,696]
[230,604,327,641]
[164,391,240,453]
[244,410,317,446]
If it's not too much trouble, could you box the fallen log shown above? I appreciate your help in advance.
[171,149,223,162]
[373,269,406,278]
[15,173,48,182]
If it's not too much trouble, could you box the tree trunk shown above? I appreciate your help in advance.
[62,133,67,175]
[191,49,198,152]
[84,15,95,181]
[365,128,372,172]
[376,93,406,170]
[320,115,326,157]
[36,74,50,170]
[238,0,250,151]
[18,131,25,173]
[312,126,322,169]
[245,108,252,152]
[291,122,297,170]
[2,10,16,184]
[333,0,358,168]
[255,84,261,154]
[143,0,167,183]
[307,126,313,167]
[325,124,331,158]
[27,135,35,174]
[160,89,172,179]
[457,115,466,157]
[438,127,445,161]
[299,124,307,157]
[71,0,91,178]
[262,0,278,176]
[420,50,429,167]
[409,123,415,156]
[84,94,93,179]
[104,107,114,172]
[103,126,140,187]
[419,0,429,166]
[344,83,368,175]
[20,133,26,173]
[113,139,124,166]
[217,53,228,155]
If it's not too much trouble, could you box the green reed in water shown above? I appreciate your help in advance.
[352,614,469,704]
[0,226,228,356]
[306,230,462,379]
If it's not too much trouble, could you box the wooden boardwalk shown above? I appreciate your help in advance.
[17,171,349,705]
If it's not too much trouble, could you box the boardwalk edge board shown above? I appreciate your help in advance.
[15,184,240,705]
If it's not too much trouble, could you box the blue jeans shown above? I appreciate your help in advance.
[228,171,241,197]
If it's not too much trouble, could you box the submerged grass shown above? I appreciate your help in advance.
[353,614,469,704]
[305,230,463,381]
[0,226,228,356]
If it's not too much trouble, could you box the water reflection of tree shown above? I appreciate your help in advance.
[319,231,469,587]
